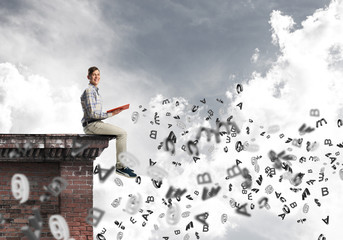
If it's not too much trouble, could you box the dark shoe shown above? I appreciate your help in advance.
[116,167,137,178]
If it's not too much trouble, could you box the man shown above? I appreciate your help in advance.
[80,66,136,178]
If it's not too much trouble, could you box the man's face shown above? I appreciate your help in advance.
[88,70,100,87]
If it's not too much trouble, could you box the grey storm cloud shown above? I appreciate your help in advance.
[0,0,332,101]
[95,0,331,100]
[0,1,339,240]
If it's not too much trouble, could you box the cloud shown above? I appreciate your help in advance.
[0,0,128,90]
[219,0,343,239]
[92,0,343,239]
[0,62,81,133]
[92,0,343,232]
[0,0,333,103]
[251,48,260,63]
[1,0,342,239]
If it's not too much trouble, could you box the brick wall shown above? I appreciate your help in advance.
[60,161,94,239]
[0,134,113,240]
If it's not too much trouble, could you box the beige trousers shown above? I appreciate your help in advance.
[83,121,127,168]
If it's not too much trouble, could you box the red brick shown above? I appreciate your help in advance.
[13,219,27,223]
[0,134,112,239]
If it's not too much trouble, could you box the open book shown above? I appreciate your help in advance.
[107,104,130,113]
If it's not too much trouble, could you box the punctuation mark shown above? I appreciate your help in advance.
[181,131,189,136]
[297,219,306,223]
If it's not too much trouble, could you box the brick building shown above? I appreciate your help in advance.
[0,134,114,240]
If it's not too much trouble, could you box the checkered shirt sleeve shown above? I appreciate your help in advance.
[81,84,110,122]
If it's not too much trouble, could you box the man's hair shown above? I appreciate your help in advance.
[88,66,99,77]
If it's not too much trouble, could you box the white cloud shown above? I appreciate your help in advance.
[251,48,260,63]
[221,0,343,239]
[0,0,127,91]
[1,1,343,239]
[269,10,296,47]
[93,0,343,239]
[0,62,81,133]
[94,0,343,231]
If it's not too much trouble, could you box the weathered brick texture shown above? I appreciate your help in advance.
[0,134,114,240]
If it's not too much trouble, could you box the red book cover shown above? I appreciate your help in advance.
[106,104,130,113]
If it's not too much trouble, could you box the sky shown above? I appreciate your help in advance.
[1,0,343,239]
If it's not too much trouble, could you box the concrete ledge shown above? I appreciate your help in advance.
[0,134,116,162]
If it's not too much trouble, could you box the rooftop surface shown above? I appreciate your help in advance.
[0,134,116,161]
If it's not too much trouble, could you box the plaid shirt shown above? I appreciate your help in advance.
[81,83,110,124]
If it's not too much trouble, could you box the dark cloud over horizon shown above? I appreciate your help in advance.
[97,0,331,100]
[0,0,331,102]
